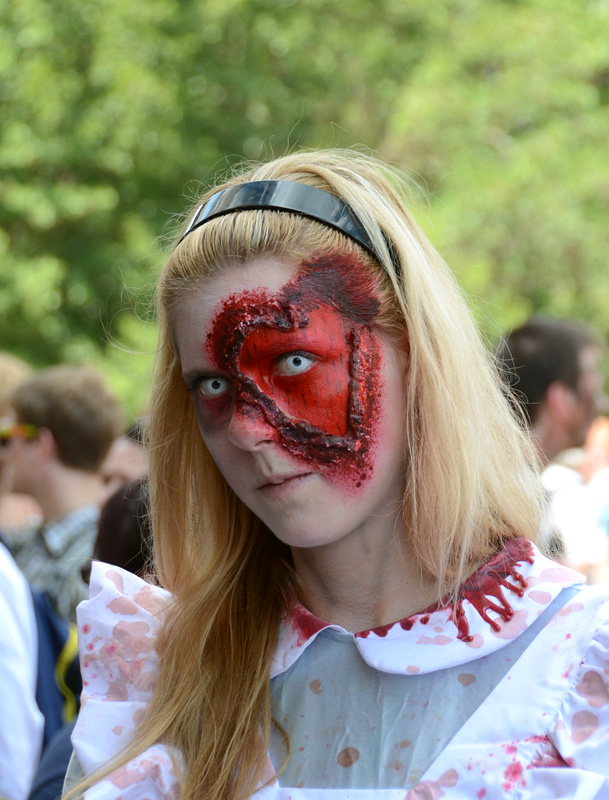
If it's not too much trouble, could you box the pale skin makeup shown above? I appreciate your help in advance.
[173,255,440,632]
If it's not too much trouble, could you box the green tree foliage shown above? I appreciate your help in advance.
[1,0,608,412]
[381,0,609,341]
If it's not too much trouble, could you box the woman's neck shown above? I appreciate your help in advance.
[291,525,441,633]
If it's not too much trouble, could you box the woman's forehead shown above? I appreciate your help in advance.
[191,256,300,313]
[173,252,381,368]
[172,257,299,362]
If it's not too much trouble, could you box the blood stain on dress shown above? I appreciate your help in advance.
[457,673,476,687]
[337,747,360,767]
[501,761,525,791]
[417,634,452,646]
[289,603,327,647]
[491,608,529,640]
[106,570,125,593]
[576,671,609,708]
[571,709,600,742]
[309,678,323,694]
[558,602,585,616]
[108,597,139,615]
[528,590,552,605]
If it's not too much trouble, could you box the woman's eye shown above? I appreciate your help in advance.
[275,353,315,376]
[198,377,230,398]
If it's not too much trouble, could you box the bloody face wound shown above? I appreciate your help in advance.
[203,253,383,488]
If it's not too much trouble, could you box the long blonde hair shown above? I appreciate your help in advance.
[80,150,543,799]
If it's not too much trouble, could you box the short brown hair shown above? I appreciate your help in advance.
[12,365,125,471]
[496,315,599,425]
[0,352,33,417]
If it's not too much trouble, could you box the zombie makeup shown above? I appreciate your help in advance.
[200,253,384,487]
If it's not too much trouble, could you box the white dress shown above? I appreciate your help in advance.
[71,540,609,799]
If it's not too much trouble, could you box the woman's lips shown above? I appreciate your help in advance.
[257,472,313,496]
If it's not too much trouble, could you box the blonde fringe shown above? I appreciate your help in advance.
[70,149,544,800]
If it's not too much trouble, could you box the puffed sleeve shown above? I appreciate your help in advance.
[550,615,609,776]
[70,562,181,800]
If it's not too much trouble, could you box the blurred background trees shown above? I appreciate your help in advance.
[1,0,608,413]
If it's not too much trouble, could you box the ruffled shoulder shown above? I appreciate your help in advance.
[549,582,609,776]
[71,561,180,800]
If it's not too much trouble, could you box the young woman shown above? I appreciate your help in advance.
[68,150,609,799]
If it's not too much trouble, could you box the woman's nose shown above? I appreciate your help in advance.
[227,399,277,451]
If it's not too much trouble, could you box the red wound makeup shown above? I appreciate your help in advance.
[203,254,383,482]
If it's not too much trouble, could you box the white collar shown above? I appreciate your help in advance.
[271,539,584,678]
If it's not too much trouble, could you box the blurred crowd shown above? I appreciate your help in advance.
[2,313,609,799]
[497,316,609,583]
[0,355,148,800]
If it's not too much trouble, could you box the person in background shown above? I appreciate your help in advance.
[6,364,124,621]
[496,315,608,576]
[578,417,609,583]
[0,352,41,537]
[29,478,152,800]
[99,420,148,507]
[581,416,609,484]
[0,364,81,768]
[93,478,152,577]
[0,539,44,800]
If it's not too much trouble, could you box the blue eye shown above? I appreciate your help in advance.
[275,353,315,376]
[198,377,230,397]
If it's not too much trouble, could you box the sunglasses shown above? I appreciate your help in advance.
[0,423,39,448]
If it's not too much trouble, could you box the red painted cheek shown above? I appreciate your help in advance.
[203,253,384,485]
[239,308,351,437]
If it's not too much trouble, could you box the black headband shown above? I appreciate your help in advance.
[176,180,387,264]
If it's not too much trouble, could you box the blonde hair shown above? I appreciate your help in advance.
[78,150,543,799]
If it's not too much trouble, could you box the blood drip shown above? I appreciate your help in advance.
[356,538,534,641]
[289,603,330,647]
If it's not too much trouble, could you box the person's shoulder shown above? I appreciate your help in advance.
[545,582,609,778]
[542,463,584,493]
[86,560,170,605]
[0,539,24,583]
[45,504,100,551]
[0,540,32,617]
[72,564,173,784]
[77,562,171,681]
[565,581,609,624]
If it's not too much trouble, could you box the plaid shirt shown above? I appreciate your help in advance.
[13,504,99,623]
